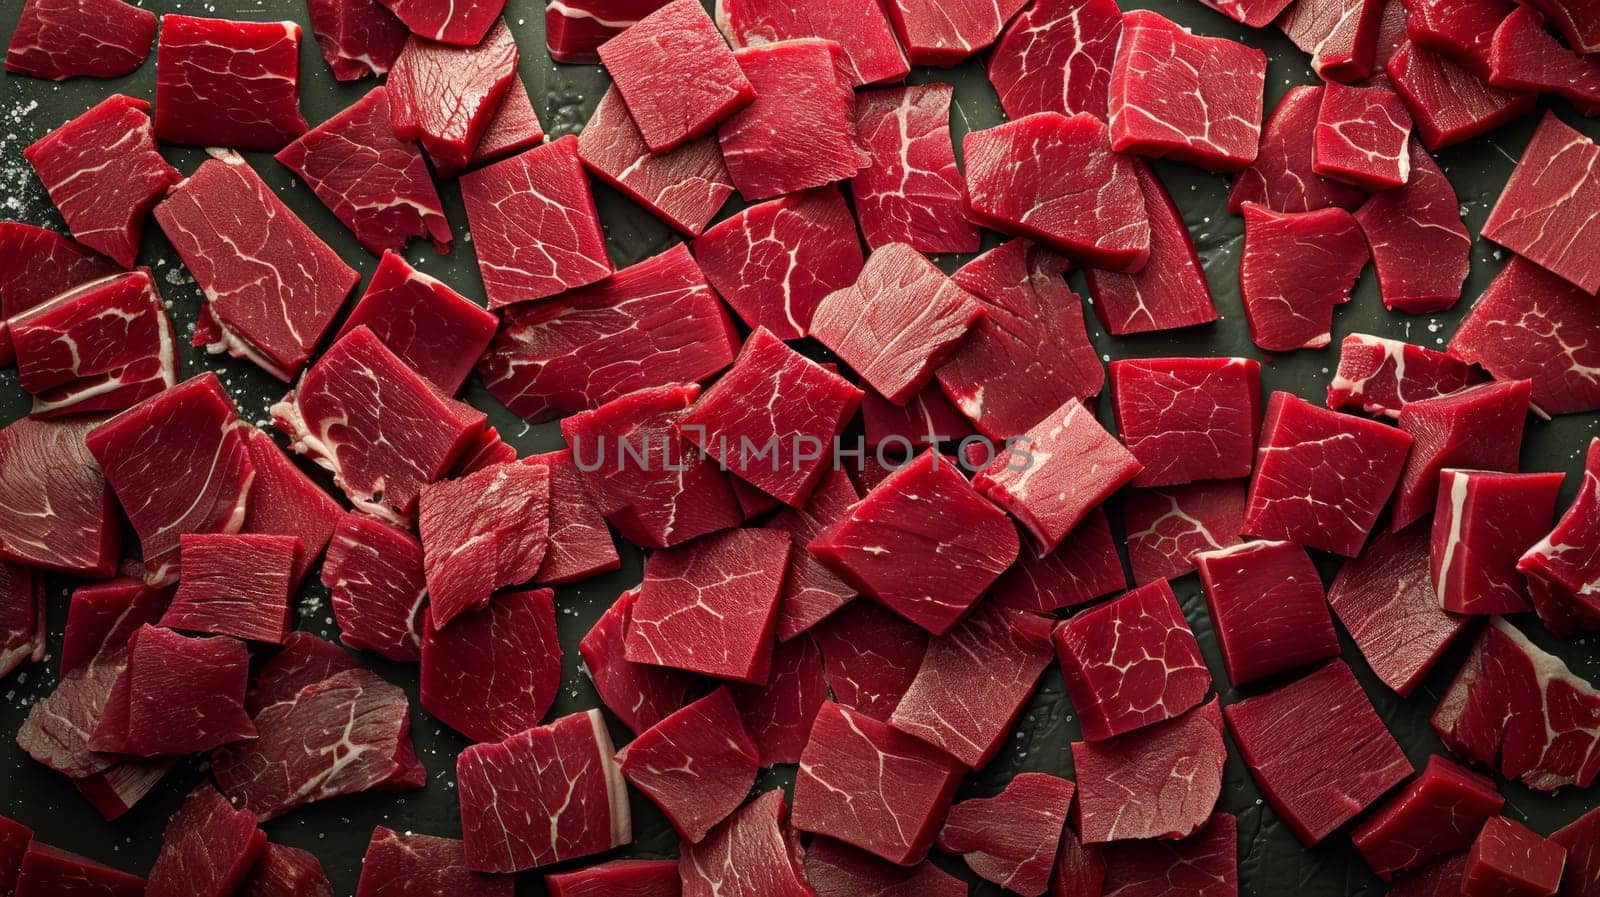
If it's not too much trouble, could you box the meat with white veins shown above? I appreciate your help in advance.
[0,222,117,367]
[805,837,966,897]
[0,564,43,682]
[1405,0,1508,77]
[1110,357,1260,487]
[1392,379,1531,530]
[421,588,560,743]
[987,0,1121,121]
[378,0,504,45]
[1386,40,1535,151]
[1489,7,1600,110]
[1195,540,1341,687]
[1084,160,1219,334]
[1229,85,1368,214]
[1314,83,1413,190]
[1351,755,1505,881]
[145,782,266,897]
[1521,439,1600,634]
[545,0,672,64]
[386,20,519,177]
[471,77,546,167]
[1483,112,1600,296]
[1073,699,1226,844]
[89,624,256,756]
[812,598,927,721]
[1099,813,1237,897]
[937,773,1074,896]
[154,16,308,151]
[355,827,512,897]
[881,0,1024,66]
[1195,0,1294,25]
[243,843,334,897]
[1551,807,1600,897]
[418,461,550,628]
[0,417,118,578]
[1326,333,1483,419]
[322,512,427,661]
[617,688,759,842]
[525,450,620,585]
[1124,481,1247,585]
[578,587,697,735]
[305,0,407,80]
[1353,140,1472,314]
[714,0,908,86]
[851,83,980,253]
[5,0,156,80]
[1277,0,1383,81]
[1432,470,1564,616]
[992,507,1128,610]
[1239,203,1370,352]
[766,468,859,640]
[239,427,341,589]
[161,533,299,644]
[681,789,812,897]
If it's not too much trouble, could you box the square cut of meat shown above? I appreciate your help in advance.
[246,844,332,897]
[274,87,450,255]
[730,635,827,765]
[717,40,866,201]
[15,843,145,897]
[545,0,670,63]
[1194,540,1340,687]
[5,0,156,79]
[546,859,679,897]
[1484,113,1600,295]
[478,244,737,423]
[356,828,512,897]
[323,512,426,661]
[1099,813,1237,897]
[1239,203,1370,352]
[460,136,612,308]
[1353,140,1472,314]
[766,476,860,641]
[681,789,812,897]
[579,587,696,735]
[852,83,980,254]
[988,0,1121,121]
[306,0,407,80]
[813,599,928,722]
[1552,808,1599,897]
[90,624,256,756]
[578,86,733,237]
[0,563,43,681]
[1406,0,1508,76]
[1522,439,1600,634]
[154,16,308,151]
[240,428,341,589]
[1465,817,1567,897]
[334,251,495,395]
[146,783,265,897]
[1109,11,1266,172]
[964,112,1151,271]
[1327,333,1483,419]
[616,688,759,842]
[1489,7,1600,109]
[882,0,1022,67]
[714,0,908,85]
[1352,755,1505,881]
[1433,470,1564,615]
[793,701,963,865]
[0,417,118,578]
[0,222,117,366]
[1314,83,1413,191]
[1054,579,1212,741]
[1392,379,1531,530]
[162,533,300,644]
[1125,481,1247,585]
[471,77,546,167]
[386,20,518,177]
[526,450,620,586]
[378,0,504,45]
[806,839,965,897]
[599,0,753,153]
[418,461,550,627]
[937,773,1073,895]
[1073,698,1227,844]
[23,95,177,267]
[273,326,487,523]
[457,709,629,872]
[1242,391,1413,557]
[1278,0,1384,81]
[9,269,176,419]
[420,587,560,742]
[155,151,359,381]
[1230,85,1368,214]
[1387,41,1534,151]
[810,451,1019,635]
[1111,357,1261,488]
[87,372,255,586]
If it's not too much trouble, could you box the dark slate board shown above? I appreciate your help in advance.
[0,0,1596,893]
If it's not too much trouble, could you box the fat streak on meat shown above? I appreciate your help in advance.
[1327,333,1483,418]
[545,0,672,63]
[1123,481,1247,585]
[1110,357,1260,487]
[987,0,1121,120]
[578,586,696,735]
[1229,86,1368,214]
[616,688,759,841]
[681,789,812,897]
[355,827,512,897]
[1278,0,1383,81]
[305,0,407,79]
[851,83,980,253]
[1313,83,1414,190]
[334,251,496,395]
[1432,470,1564,615]
[1392,379,1531,529]
[1522,439,1600,634]
[0,222,117,366]
[1238,203,1370,352]
[378,0,504,45]
[1483,112,1600,295]
[322,512,427,661]
[162,533,300,643]
[154,16,308,151]
[417,460,550,627]
[5,0,156,79]
[0,417,118,578]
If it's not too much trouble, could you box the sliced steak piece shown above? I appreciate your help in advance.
[805,837,965,897]
[1483,112,1600,295]
[154,16,308,150]
[1239,203,1369,352]
[579,587,697,735]
[1111,357,1260,487]
[1353,140,1472,313]
[617,688,759,842]
[1313,83,1414,190]
[1464,817,1567,897]
[599,0,753,152]
[881,0,1023,66]
[305,0,405,79]
[714,0,908,85]
[545,0,669,63]
[682,790,811,897]
[90,625,255,756]
[4,0,155,79]
[243,843,333,897]
[938,772,1074,895]
[1488,7,1600,109]
[1125,482,1246,586]
[852,83,979,253]
[812,599,927,721]
[988,0,1121,119]
[334,251,494,395]
[15,843,143,897]
[418,461,550,627]
[1084,160,1218,334]
[730,636,827,766]
[162,533,300,644]
[378,0,504,45]
[1393,379,1531,529]
[385,20,518,176]
[0,417,117,578]
[1386,40,1534,150]
[146,783,266,897]
[992,507,1127,611]
[355,827,512,897]
[766,468,859,639]
[240,428,341,588]
[1098,814,1236,897]
[323,513,427,661]
[578,86,734,237]
[1327,333,1482,418]
[1073,699,1226,844]
[529,450,620,585]
[1522,438,1600,634]
[1352,755,1504,881]
[1278,0,1383,81]
[1230,85,1368,214]
[1195,540,1340,687]
[0,222,116,366]
[545,860,678,897]
[1432,470,1564,615]
[421,588,560,742]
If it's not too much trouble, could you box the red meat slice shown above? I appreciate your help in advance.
[1353,755,1504,881]
[1552,808,1599,897]
[1393,379,1531,529]
[146,783,266,897]
[545,0,669,63]
[793,701,963,865]
[812,599,927,721]
[240,428,340,588]
[1433,469,1564,615]
[1327,333,1482,418]
[306,0,406,80]
[805,838,965,897]
[881,0,1022,66]
[1465,817,1567,897]
[1098,813,1237,897]
[0,563,43,681]
[1195,540,1340,686]
[156,151,358,380]
[356,827,512,897]
[0,417,116,578]
[1489,8,1600,108]
[1125,482,1247,585]
[471,77,545,166]
[244,631,355,714]
[1054,579,1211,741]
[452,424,516,477]
[332,252,494,395]
[1278,0,1383,81]
[580,587,696,734]
[987,0,1121,120]
[1523,0,1600,52]
[1522,439,1600,634]
[1314,83,1414,190]
[243,844,333,897]
[681,789,811,897]
[1242,391,1412,557]
[1074,699,1226,844]
[1053,827,1106,897]
[1111,357,1260,487]
[322,513,426,661]
[861,383,973,450]
[526,450,619,585]
[378,0,504,45]
[1387,41,1534,151]
[938,773,1073,895]
[1353,140,1471,313]
[714,0,907,85]
[578,86,733,237]
[599,0,753,152]
[418,461,550,627]
[1484,112,1600,295]
[1109,11,1266,172]
[617,688,758,841]
[766,468,859,640]
[731,635,827,765]
[1196,0,1294,25]
[90,624,255,756]
[852,83,978,253]
[15,843,144,897]
[1406,0,1509,76]
[162,533,299,644]
[1239,203,1369,351]
[0,222,116,366]
[1229,85,1368,214]
[965,111,1151,270]
[4,0,155,79]
[154,16,308,151]
[545,860,678,897]
[421,587,560,742]
[386,21,518,177]
[0,817,28,897]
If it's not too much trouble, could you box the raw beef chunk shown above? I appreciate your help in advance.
[546,860,679,897]
[1314,83,1413,190]
[386,21,518,177]
[306,0,406,79]
[852,83,979,253]
[163,533,299,643]
[1073,699,1226,844]
[813,599,927,720]
[617,688,758,841]
[987,0,1121,120]
[1328,524,1468,697]
[1490,8,1600,108]
[714,0,908,85]
[0,417,117,577]
[1052,828,1106,897]
[793,701,963,865]
[1352,755,1504,880]
[273,326,487,522]
[1523,439,1600,634]
[333,252,495,395]
[243,844,333,897]
[881,0,1020,66]
[1433,470,1563,615]
[1196,0,1294,26]
[599,0,753,152]
[1405,0,1508,75]
[578,86,734,236]
[356,827,512,897]
[378,0,504,45]
[1242,391,1412,557]
[890,604,1055,768]
[91,625,255,756]
[1225,660,1411,845]
[1125,481,1247,585]
[579,587,696,734]
[275,87,450,255]
[731,636,826,765]
[15,843,144,897]
[527,450,620,585]
[1239,203,1369,351]
[717,40,865,201]
[87,372,255,586]
[418,461,550,627]
[0,564,43,681]
[861,383,973,450]
[805,838,965,897]
[154,16,308,151]
[0,817,29,897]
[682,789,811,897]
[1388,854,1466,896]
[766,468,859,639]
[1230,86,1368,214]
[1393,379,1531,529]
[964,112,1151,270]
[156,151,358,380]
[24,95,177,267]
[1195,541,1339,686]
[1279,0,1383,81]
[1055,580,1211,740]
[1353,140,1471,313]
[147,783,266,897]
[240,428,341,588]
[460,136,612,307]
[1465,817,1567,897]
[1111,357,1260,487]
[1084,160,1219,334]
[1098,813,1237,897]
[1327,333,1482,418]
[810,450,1019,635]
[323,513,426,661]
[545,0,669,62]
[457,709,629,872]
[5,0,156,79]
[1387,41,1534,151]
[421,588,560,742]
[1551,808,1599,897]
[1109,11,1267,171]
[1522,0,1600,52]
[1484,113,1600,295]
[0,222,117,366]
[937,773,1073,895]
[480,244,737,422]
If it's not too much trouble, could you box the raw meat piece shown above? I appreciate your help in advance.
[852,84,979,253]
[243,844,332,897]
[1353,140,1471,313]
[1523,439,1600,634]
[965,112,1151,269]
[154,16,308,151]
[1352,755,1505,880]
[682,789,811,897]
[765,471,858,639]
[881,0,1022,66]
[0,417,117,578]
[1406,0,1509,76]
[617,688,758,841]
[356,827,512,897]
[14,843,144,897]
[90,624,255,755]
[730,636,826,764]
[418,461,550,627]
[1229,86,1368,214]
[386,21,518,177]
[890,603,1055,768]
[421,587,559,742]
[1279,0,1383,80]
[580,587,696,734]
[1327,333,1482,418]
[1242,391,1413,557]
[1314,83,1413,190]
[379,0,504,45]
[275,87,450,255]
[1393,379,1531,529]
[1490,8,1600,107]
[987,0,1121,119]
[245,632,356,714]
[1196,0,1295,26]
[975,397,1143,554]
[0,816,28,897]
[1522,0,1600,51]
[146,783,266,897]
[1111,357,1260,487]
[1239,203,1369,351]
[526,450,619,585]
[333,252,495,395]
[451,424,517,477]
[323,513,426,661]
[1328,524,1469,696]
[1387,41,1534,150]
[1073,699,1226,844]
[1552,808,1599,897]
[1098,814,1236,897]
[1055,580,1211,741]
[578,86,733,236]
[599,0,753,152]
[156,151,359,380]
[5,0,156,79]
[0,563,43,681]
[1433,470,1564,615]
[23,95,177,267]
[861,384,974,450]
[693,188,860,341]
[714,0,908,85]
[560,383,742,549]
[481,245,737,422]
[717,40,865,201]
[457,709,628,872]
[240,428,340,588]
[1225,660,1412,845]
[810,450,1019,635]
[1465,817,1567,897]
[546,0,670,62]
[1052,828,1106,897]
[813,599,927,720]
[1125,482,1247,585]
[1390,855,1470,897]
[1109,11,1266,171]
[1484,113,1600,295]
[87,372,255,586]
[471,77,545,166]
[938,772,1073,895]
[793,701,963,865]
[306,0,406,79]
[805,838,966,897]
[546,860,679,897]
[1084,160,1219,334]
[1195,541,1340,686]
[162,533,299,643]
[273,326,487,522]
[0,222,116,366]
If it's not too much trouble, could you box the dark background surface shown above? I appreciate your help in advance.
[1,0,1597,893]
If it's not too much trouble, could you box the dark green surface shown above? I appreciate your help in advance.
[1,0,1597,893]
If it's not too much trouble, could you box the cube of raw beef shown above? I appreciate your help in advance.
[1551,809,1599,897]
[418,461,550,627]
[1464,817,1567,897]
[146,783,265,897]
[322,513,426,661]
[1452,257,1600,416]
[1073,699,1226,844]
[1405,0,1507,76]
[1392,379,1531,529]
[1483,113,1600,295]
[1386,41,1535,151]
[90,625,255,756]
[421,587,559,744]
[992,507,1125,608]
[154,16,308,151]
[681,790,812,897]
[15,843,145,897]
[1488,7,1600,109]
[730,636,827,766]
[579,587,696,735]
[305,0,406,80]
[331,252,495,395]
[616,688,759,842]
[545,860,679,897]
[880,0,1020,67]
[1099,814,1236,897]
[1314,84,1414,190]
[356,828,512,897]
[793,701,963,865]
[1125,482,1247,585]
[1194,540,1340,687]
[806,839,964,897]
[579,86,734,237]
[239,428,341,589]
[386,21,518,177]
[1230,86,1368,214]
[851,83,979,253]
[378,0,504,45]
[714,0,908,85]
[244,843,332,897]
[1327,333,1483,418]
[457,709,629,872]
[964,112,1152,270]
[1352,755,1504,881]
[1279,0,1384,81]
[1109,11,1266,172]
[1239,203,1369,352]
[599,0,753,152]
[0,222,117,366]
[0,417,118,578]
[988,0,1121,120]
[546,0,670,63]
[937,773,1072,895]
[1110,358,1260,487]
[161,533,299,644]
[1522,439,1600,634]
[813,598,926,718]
[0,563,43,681]
[522,450,619,586]
[5,0,156,79]
[1053,579,1212,741]
[471,77,545,167]
[766,469,859,640]
[1353,140,1472,314]
[1433,470,1564,615]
